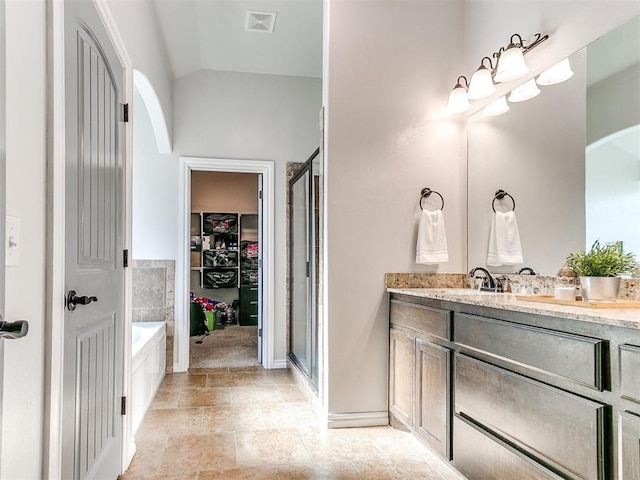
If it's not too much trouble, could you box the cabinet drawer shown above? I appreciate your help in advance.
[453,416,563,480]
[620,411,640,480]
[455,354,607,480]
[390,300,450,340]
[455,313,605,389]
[620,345,640,403]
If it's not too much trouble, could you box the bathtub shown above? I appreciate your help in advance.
[131,322,166,435]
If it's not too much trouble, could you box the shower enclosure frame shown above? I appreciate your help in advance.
[288,148,320,390]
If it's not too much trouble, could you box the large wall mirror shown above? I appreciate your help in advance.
[467,15,640,275]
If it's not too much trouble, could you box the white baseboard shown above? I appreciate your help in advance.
[327,411,389,429]
[270,358,288,369]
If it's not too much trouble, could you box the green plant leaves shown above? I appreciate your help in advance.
[566,240,638,277]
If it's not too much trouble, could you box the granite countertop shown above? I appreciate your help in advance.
[387,287,640,330]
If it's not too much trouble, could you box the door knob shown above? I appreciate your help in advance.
[0,314,29,339]
[66,290,98,311]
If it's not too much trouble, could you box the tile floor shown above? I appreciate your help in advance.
[120,367,465,480]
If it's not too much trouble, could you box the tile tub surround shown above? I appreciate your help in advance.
[387,287,640,330]
[120,368,465,480]
[132,260,175,373]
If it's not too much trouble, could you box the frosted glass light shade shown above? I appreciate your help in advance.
[494,46,529,83]
[482,96,510,117]
[536,58,574,85]
[446,85,471,114]
[508,78,540,102]
[468,66,496,100]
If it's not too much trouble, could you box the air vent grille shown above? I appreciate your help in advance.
[245,11,277,33]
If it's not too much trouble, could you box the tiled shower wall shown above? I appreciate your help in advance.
[132,260,175,373]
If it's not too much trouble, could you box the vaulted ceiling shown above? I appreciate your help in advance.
[152,0,323,80]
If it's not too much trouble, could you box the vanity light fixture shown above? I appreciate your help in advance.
[468,57,497,100]
[482,96,510,116]
[508,78,541,102]
[493,34,530,83]
[445,76,471,114]
[536,58,574,85]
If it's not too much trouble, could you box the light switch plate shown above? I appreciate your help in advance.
[6,216,20,266]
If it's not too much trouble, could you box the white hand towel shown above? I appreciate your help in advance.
[487,211,523,266]
[416,209,449,264]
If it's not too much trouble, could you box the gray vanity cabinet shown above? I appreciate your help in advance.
[388,292,640,480]
[414,339,450,458]
[389,328,414,429]
[620,411,640,479]
[389,299,452,458]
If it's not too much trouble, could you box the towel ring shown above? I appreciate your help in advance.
[419,187,445,211]
[492,189,516,213]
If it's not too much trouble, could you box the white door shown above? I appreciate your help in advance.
[0,0,5,456]
[62,1,125,479]
[257,175,263,364]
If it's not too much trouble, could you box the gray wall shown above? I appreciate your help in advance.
[173,70,322,363]
[324,0,467,419]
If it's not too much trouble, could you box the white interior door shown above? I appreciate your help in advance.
[0,0,5,458]
[62,2,125,478]
[257,174,263,364]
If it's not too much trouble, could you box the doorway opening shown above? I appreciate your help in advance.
[189,171,261,368]
[177,157,275,372]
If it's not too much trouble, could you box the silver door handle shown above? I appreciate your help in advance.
[0,314,29,339]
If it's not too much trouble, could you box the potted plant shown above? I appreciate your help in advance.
[566,240,638,301]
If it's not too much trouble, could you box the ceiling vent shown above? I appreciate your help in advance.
[245,11,277,33]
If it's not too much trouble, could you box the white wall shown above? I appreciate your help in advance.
[463,1,640,114]
[2,0,46,478]
[324,0,466,419]
[172,70,322,364]
[132,87,179,260]
[107,0,173,148]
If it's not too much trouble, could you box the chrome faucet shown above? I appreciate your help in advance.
[469,267,496,292]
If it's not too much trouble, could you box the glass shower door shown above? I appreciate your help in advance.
[289,149,319,388]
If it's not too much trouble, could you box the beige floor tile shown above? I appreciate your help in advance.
[352,458,442,480]
[228,365,263,373]
[298,427,383,462]
[189,367,230,374]
[178,387,231,407]
[277,384,309,402]
[149,389,180,410]
[120,474,197,480]
[230,386,284,405]
[206,372,254,387]
[159,432,236,474]
[260,403,320,429]
[121,437,168,477]
[202,404,266,433]
[197,466,280,480]
[250,370,296,386]
[277,461,362,480]
[235,429,312,466]
[158,373,208,391]
[136,408,203,439]
[365,426,432,458]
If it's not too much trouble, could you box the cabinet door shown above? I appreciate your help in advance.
[389,329,414,429]
[414,339,450,459]
[620,411,640,480]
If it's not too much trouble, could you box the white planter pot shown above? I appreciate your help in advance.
[579,276,621,301]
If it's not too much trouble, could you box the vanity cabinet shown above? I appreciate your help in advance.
[389,299,452,458]
[389,291,640,480]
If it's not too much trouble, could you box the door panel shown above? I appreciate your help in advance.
[257,175,263,363]
[64,2,124,479]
